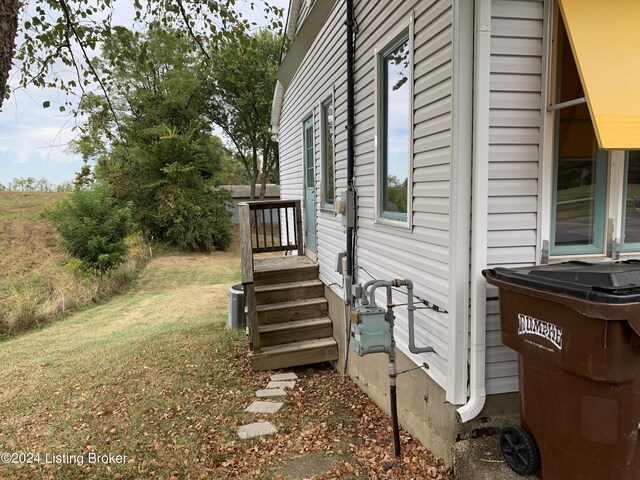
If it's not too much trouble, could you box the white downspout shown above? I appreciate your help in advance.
[457,0,490,423]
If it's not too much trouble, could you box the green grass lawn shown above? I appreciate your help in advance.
[0,245,451,479]
[0,249,246,479]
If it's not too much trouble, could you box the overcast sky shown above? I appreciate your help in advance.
[0,0,289,186]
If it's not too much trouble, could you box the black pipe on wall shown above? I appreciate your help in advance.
[345,0,355,282]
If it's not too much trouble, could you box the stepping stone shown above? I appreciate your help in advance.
[267,380,296,390]
[270,372,298,381]
[244,401,284,414]
[237,422,278,439]
[256,388,287,398]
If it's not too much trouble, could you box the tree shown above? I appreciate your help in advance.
[74,162,93,190]
[0,1,283,113]
[0,0,21,106]
[47,185,133,276]
[205,29,280,200]
[76,26,234,251]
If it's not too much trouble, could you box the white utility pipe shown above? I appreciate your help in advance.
[457,0,490,423]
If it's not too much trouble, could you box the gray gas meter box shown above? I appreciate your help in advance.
[350,306,392,356]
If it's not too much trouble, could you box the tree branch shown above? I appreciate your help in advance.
[59,0,126,143]
[175,0,211,62]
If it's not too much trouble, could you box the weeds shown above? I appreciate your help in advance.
[0,192,150,337]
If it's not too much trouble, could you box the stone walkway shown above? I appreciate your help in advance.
[236,372,298,439]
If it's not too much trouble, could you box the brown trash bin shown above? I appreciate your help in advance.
[484,262,640,480]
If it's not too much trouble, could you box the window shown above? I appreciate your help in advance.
[321,97,334,207]
[378,32,411,223]
[622,152,640,251]
[550,19,607,255]
[548,10,640,258]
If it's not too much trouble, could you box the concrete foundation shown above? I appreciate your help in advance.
[324,285,521,466]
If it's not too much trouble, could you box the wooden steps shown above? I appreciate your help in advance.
[257,298,328,324]
[259,317,333,347]
[247,255,338,371]
[249,338,338,371]
[255,279,323,305]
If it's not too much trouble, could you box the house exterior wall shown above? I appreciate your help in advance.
[485,0,546,395]
[278,1,347,288]
[278,0,549,455]
[279,0,457,399]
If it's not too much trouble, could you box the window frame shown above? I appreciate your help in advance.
[541,2,640,261]
[302,114,315,192]
[374,17,414,230]
[319,92,335,211]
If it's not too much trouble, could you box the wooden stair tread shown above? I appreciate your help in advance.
[259,317,331,334]
[253,337,337,356]
[254,255,316,273]
[255,279,323,293]
[256,297,327,313]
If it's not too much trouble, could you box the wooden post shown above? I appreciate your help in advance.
[244,283,260,353]
[295,200,304,255]
[239,203,253,284]
[239,203,260,353]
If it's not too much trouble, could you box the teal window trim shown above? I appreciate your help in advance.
[320,97,334,209]
[550,149,608,256]
[378,32,410,225]
[620,152,640,253]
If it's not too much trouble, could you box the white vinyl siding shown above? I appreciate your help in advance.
[485,0,545,395]
[279,2,347,296]
[278,0,455,393]
[354,0,454,390]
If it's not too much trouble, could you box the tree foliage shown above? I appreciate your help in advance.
[47,185,133,275]
[206,29,280,200]
[1,0,284,113]
[75,27,234,251]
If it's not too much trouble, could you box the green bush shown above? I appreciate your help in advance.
[48,186,133,275]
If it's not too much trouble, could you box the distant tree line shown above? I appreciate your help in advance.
[0,177,74,192]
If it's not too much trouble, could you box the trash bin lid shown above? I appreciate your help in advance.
[490,260,640,303]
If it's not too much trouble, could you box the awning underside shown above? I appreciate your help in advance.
[558,0,640,149]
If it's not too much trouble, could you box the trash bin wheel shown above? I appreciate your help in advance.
[500,426,540,476]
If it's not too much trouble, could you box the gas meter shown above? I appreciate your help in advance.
[350,306,391,356]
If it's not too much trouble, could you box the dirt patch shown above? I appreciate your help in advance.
[274,450,359,480]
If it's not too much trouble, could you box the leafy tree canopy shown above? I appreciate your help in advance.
[1,0,283,114]
[206,28,280,199]
[74,26,234,251]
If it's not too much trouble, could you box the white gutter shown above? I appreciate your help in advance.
[271,80,284,138]
[457,0,490,423]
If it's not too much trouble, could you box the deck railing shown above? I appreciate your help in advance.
[239,200,304,353]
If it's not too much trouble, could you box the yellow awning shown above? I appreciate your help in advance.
[558,0,640,149]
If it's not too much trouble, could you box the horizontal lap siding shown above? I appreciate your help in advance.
[280,0,455,393]
[352,0,453,391]
[279,2,347,293]
[485,0,544,395]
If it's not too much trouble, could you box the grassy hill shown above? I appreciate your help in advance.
[0,192,147,335]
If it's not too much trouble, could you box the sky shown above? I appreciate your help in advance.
[0,0,289,187]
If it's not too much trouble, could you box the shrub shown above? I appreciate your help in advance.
[47,185,133,276]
